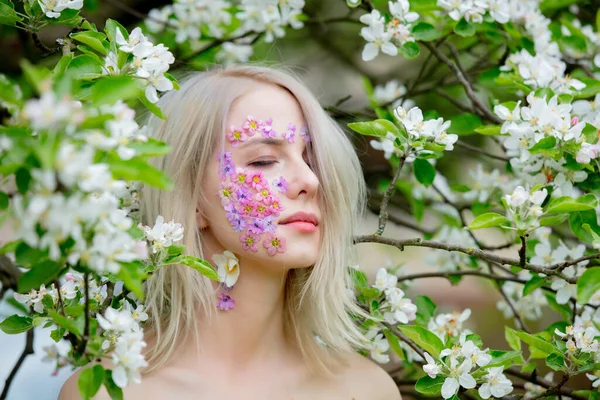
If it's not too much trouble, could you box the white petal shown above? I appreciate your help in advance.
[362,43,379,61]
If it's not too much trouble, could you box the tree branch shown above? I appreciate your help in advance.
[375,155,408,236]
[422,41,502,124]
[0,329,34,400]
[354,235,578,283]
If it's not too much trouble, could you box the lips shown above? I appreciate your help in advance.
[278,211,319,226]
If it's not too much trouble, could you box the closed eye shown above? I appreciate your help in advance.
[248,159,276,167]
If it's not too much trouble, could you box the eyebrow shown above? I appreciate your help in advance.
[237,138,287,149]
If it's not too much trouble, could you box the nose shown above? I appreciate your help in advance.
[285,156,319,200]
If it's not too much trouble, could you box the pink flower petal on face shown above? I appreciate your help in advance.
[263,233,286,256]
[299,124,310,142]
[283,123,296,143]
[217,293,235,311]
[226,125,247,147]
[243,115,262,136]
[272,176,288,193]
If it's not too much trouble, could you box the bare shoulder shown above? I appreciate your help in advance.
[58,359,115,400]
[58,368,111,400]
[339,353,402,400]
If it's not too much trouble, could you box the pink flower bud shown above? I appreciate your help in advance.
[571,116,579,126]
[134,241,149,259]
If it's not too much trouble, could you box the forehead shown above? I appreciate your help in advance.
[227,84,305,128]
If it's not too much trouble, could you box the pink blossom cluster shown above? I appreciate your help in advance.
[225,115,311,147]
[218,152,287,256]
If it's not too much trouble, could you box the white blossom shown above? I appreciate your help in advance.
[369,333,390,364]
[382,287,417,324]
[141,215,185,253]
[38,0,83,19]
[478,367,513,399]
[212,250,240,288]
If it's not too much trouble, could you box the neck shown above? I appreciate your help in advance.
[183,238,295,373]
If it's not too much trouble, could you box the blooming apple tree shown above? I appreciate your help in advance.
[0,0,599,399]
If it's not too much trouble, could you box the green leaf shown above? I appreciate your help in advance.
[47,310,82,336]
[545,353,566,371]
[413,158,435,187]
[20,60,52,95]
[447,113,482,135]
[179,256,219,281]
[78,365,105,400]
[529,136,557,154]
[514,331,561,357]
[90,76,141,106]
[383,328,405,360]
[0,0,22,26]
[106,154,173,190]
[347,120,389,138]
[468,212,509,230]
[539,213,569,227]
[523,275,547,297]
[487,350,523,368]
[374,119,401,137]
[398,42,420,59]
[138,95,166,119]
[415,375,444,395]
[454,18,475,37]
[577,268,600,304]
[104,18,128,44]
[545,194,598,214]
[474,125,502,135]
[504,326,521,352]
[398,325,444,357]
[117,262,147,300]
[163,73,179,90]
[18,260,63,293]
[103,370,123,400]
[411,22,442,41]
[570,210,600,244]
[70,31,109,55]
[0,315,33,334]
[66,55,103,80]
[415,295,436,326]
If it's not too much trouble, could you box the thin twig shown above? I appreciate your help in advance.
[396,269,527,284]
[455,140,510,162]
[375,155,408,236]
[354,235,578,283]
[422,42,502,124]
[54,279,66,317]
[0,329,34,400]
[519,235,527,267]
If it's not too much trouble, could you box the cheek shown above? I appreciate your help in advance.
[216,153,288,257]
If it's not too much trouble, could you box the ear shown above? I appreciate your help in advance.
[196,206,209,230]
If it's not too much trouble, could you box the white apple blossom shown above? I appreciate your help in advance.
[41,340,72,371]
[110,330,148,388]
[382,287,417,324]
[441,357,476,399]
[428,309,472,341]
[370,133,397,160]
[369,333,390,364]
[141,215,185,254]
[372,267,398,293]
[360,21,397,61]
[38,0,83,19]
[556,324,599,355]
[13,284,57,314]
[503,185,547,232]
[423,352,440,378]
[373,80,408,107]
[216,42,254,66]
[478,367,513,399]
[212,250,240,288]
[586,370,600,388]
[22,90,84,132]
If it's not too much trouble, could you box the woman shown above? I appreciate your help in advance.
[59,65,401,399]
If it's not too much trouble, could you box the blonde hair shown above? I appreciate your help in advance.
[139,64,371,376]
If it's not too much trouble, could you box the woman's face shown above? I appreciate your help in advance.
[198,84,321,270]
